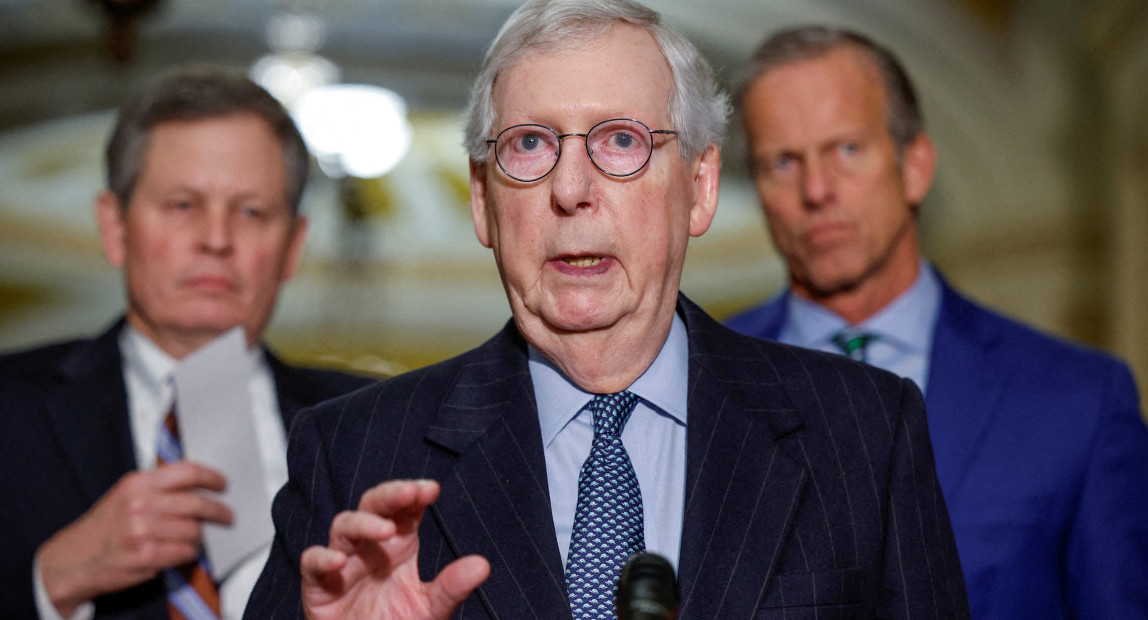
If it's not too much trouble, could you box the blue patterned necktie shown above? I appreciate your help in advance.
[157,402,221,620]
[565,390,646,619]
[832,330,876,363]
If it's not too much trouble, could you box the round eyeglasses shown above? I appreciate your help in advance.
[485,118,678,183]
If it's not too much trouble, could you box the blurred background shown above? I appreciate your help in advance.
[0,0,1146,402]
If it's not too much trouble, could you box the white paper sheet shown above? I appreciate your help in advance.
[172,327,272,580]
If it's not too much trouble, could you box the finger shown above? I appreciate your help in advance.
[427,555,491,618]
[301,545,348,582]
[149,461,229,493]
[328,510,396,552]
[132,513,204,546]
[357,479,440,519]
[119,539,203,576]
[155,492,234,526]
[149,540,204,571]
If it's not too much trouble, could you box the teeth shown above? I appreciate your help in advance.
[565,256,603,267]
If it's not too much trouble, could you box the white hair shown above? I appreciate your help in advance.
[463,0,729,163]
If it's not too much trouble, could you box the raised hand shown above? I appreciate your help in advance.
[301,479,491,620]
[38,461,232,617]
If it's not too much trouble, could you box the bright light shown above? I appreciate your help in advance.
[293,84,413,179]
[250,52,340,110]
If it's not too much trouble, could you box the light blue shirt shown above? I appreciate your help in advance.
[529,314,688,572]
[779,262,942,394]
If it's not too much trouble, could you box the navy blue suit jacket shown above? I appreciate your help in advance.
[247,296,969,619]
[725,279,1148,619]
[0,320,373,619]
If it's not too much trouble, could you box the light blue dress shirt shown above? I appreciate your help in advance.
[779,261,942,394]
[529,314,688,572]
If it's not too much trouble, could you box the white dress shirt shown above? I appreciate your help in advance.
[33,326,288,620]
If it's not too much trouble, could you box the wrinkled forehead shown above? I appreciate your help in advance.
[491,24,673,124]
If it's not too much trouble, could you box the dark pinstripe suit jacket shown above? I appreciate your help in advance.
[247,296,969,619]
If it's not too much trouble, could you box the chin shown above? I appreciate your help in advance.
[544,315,612,334]
[539,303,620,334]
[804,274,864,299]
[172,308,248,336]
[795,258,862,293]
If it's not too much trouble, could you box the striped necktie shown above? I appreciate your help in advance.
[832,331,876,363]
[157,403,222,620]
[565,391,645,619]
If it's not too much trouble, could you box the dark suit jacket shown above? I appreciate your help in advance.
[0,320,373,619]
[725,278,1148,619]
[247,296,968,619]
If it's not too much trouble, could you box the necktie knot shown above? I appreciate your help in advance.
[832,330,876,362]
[158,403,183,464]
[589,390,639,438]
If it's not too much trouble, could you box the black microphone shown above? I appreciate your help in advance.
[616,552,679,620]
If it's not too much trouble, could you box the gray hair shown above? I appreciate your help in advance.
[740,26,924,153]
[463,0,729,163]
[105,65,310,214]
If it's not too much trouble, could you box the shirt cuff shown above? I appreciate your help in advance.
[33,548,95,620]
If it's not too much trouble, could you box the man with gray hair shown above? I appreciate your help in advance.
[727,26,1148,619]
[246,2,969,618]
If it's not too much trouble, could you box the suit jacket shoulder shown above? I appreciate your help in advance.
[927,279,1141,490]
[265,352,375,431]
[935,281,1132,380]
[723,291,787,341]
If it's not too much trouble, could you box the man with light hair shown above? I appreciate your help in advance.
[727,26,1148,619]
[246,2,969,618]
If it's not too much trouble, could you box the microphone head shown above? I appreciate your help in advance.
[616,552,679,620]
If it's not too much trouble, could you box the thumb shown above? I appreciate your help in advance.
[426,555,491,617]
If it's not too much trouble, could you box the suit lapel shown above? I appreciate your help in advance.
[426,327,571,619]
[45,322,137,504]
[676,298,807,619]
[924,282,1005,498]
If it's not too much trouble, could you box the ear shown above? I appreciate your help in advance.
[469,160,494,249]
[95,190,127,267]
[280,215,309,282]
[688,144,721,238]
[901,133,937,206]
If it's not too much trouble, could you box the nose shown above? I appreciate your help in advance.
[198,208,234,255]
[549,135,594,215]
[801,157,835,207]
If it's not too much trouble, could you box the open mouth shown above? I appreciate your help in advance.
[563,256,603,268]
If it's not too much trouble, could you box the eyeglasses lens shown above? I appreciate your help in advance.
[493,119,655,182]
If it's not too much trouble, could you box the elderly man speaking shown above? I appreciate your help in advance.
[245,1,969,618]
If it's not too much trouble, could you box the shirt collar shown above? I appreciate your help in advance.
[119,325,266,398]
[119,325,178,408]
[783,260,940,356]
[531,313,689,448]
